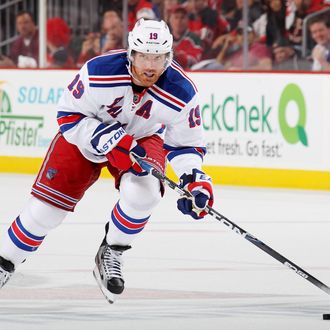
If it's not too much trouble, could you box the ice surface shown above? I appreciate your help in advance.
[0,174,329,330]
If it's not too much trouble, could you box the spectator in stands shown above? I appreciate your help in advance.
[253,0,286,45]
[286,0,317,54]
[309,14,330,70]
[77,32,101,67]
[221,0,237,26]
[0,11,38,68]
[77,10,124,67]
[222,0,264,31]
[272,39,296,69]
[98,0,123,15]
[187,0,228,53]
[0,54,15,68]
[151,0,164,19]
[308,0,330,11]
[99,10,124,53]
[162,1,195,20]
[192,23,272,70]
[168,5,203,69]
[218,23,272,70]
[271,37,310,69]
[163,0,180,22]
[208,0,223,11]
[128,0,157,31]
[47,17,74,68]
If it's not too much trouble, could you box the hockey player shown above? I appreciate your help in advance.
[0,19,214,303]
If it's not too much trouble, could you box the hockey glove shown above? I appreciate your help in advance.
[177,169,214,220]
[106,134,146,172]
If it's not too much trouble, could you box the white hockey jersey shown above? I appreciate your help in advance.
[57,50,206,177]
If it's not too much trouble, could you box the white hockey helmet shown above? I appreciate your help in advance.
[128,19,173,69]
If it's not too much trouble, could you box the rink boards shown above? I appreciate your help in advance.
[0,69,329,190]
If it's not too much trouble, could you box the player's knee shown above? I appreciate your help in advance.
[20,196,68,235]
[120,173,161,212]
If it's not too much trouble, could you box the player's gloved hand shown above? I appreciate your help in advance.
[177,169,214,220]
[106,134,146,172]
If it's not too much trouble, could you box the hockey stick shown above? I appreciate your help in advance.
[134,157,330,295]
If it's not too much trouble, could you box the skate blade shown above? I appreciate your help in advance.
[93,266,119,304]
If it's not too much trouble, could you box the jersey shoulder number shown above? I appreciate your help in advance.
[67,74,84,99]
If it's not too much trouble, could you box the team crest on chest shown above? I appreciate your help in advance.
[106,96,124,118]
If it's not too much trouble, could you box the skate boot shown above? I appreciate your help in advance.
[93,241,131,303]
[0,256,15,288]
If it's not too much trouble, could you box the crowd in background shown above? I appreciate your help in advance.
[0,0,329,71]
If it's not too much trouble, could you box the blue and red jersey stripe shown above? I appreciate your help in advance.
[164,144,206,161]
[57,111,86,134]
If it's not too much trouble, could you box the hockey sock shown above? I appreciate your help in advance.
[106,172,162,246]
[0,196,67,266]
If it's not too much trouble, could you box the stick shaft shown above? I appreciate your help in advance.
[137,158,330,295]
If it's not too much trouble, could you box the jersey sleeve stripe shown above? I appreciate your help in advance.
[151,85,186,108]
[57,113,85,125]
[147,89,182,112]
[89,82,131,88]
[57,111,86,134]
[164,144,206,161]
[89,75,131,81]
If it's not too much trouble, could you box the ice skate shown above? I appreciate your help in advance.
[0,256,15,288]
[93,242,131,303]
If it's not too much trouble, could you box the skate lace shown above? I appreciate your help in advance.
[103,246,123,280]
